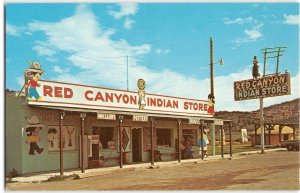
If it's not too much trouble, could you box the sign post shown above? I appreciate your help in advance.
[234,49,290,154]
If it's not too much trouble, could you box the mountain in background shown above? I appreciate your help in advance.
[215,98,299,138]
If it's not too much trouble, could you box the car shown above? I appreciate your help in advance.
[281,139,300,151]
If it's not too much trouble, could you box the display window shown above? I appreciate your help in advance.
[182,129,197,145]
[47,125,76,151]
[156,128,172,147]
[92,127,115,150]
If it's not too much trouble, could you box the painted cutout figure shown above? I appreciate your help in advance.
[252,56,260,79]
[137,79,146,110]
[207,93,215,115]
[25,61,46,101]
[24,115,45,155]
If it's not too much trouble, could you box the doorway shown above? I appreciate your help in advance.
[132,128,142,162]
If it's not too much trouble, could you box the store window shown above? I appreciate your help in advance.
[182,129,197,145]
[48,125,76,151]
[92,127,115,149]
[156,128,171,147]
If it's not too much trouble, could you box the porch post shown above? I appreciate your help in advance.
[221,125,224,159]
[254,124,257,145]
[177,119,181,162]
[59,111,65,176]
[150,117,155,166]
[279,125,282,143]
[119,116,124,168]
[229,122,232,158]
[80,113,86,173]
[292,125,296,139]
[200,121,204,160]
[268,125,271,145]
[211,122,216,156]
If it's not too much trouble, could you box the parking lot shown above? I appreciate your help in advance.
[6,150,299,190]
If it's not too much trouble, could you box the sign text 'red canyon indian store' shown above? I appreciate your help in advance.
[234,72,291,101]
[28,80,213,117]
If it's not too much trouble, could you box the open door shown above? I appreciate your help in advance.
[132,128,142,162]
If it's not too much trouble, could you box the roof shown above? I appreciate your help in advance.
[250,125,294,135]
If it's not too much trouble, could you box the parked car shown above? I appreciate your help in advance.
[281,139,300,151]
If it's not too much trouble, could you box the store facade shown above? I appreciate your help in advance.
[6,77,231,176]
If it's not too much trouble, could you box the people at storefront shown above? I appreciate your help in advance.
[182,136,193,159]
[199,129,209,157]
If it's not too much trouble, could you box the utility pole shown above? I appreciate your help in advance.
[260,46,286,154]
[209,37,215,156]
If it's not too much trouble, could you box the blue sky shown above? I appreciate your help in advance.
[5,3,299,111]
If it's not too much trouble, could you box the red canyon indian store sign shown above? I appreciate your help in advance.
[27,80,213,117]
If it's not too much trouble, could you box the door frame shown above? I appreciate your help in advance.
[131,127,143,162]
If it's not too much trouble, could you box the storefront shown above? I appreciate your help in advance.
[5,66,232,175]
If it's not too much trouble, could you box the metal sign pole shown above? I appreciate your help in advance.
[260,97,265,154]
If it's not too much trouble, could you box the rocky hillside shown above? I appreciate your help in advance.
[215,98,299,136]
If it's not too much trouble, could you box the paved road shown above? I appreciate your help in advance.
[6,150,300,190]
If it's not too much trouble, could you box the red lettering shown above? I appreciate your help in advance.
[54,87,63,98]
[173,101,178,109]
[114,94,122,103]
[157,98,163,107]
[130,95,137,105]
[123,94,129,104]
[94,92,105,101]
[64,88,73,98]
[184,102,188,110]
[193,103,198,110]
[199,103,203,111]
[204,104,208,111]
[105,92,114,102]
[85,90,93,101]
[43,85,53,97]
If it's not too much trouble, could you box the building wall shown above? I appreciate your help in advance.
[5,94,24,176]
[250,134,294,146]
[6,95,204,175]
[21,106,80,174]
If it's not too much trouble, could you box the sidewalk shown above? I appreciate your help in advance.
[11,148,285,183]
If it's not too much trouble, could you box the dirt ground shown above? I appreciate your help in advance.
[6,150,300,190]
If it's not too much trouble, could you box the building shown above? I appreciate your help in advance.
[250,125,296,146]
[5,77,232,176]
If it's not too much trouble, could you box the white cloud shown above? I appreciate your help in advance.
[223,17,254,25]
[26,4,298,112]
[109,3,138,19]
[16,76,24,87]
[283,14,299,25]
[53,65,69,74]
[235,23,263,45]
[33,45,56,56]
[6,23,21,36]
[156,49,170,55]
[124,17,135,30]
[109,3,138,30]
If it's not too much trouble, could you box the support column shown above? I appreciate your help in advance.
[254,124,257,145]
[221,125,224,159]
[279,125,282,143]
[268,125,271,145]
[229,122,232,158]
[210,123,215,156]
[59,111,65,176]
[80,113,86,173]
[119,116,123,168]
[177,119,181,162]
[150,117,155,166]
[260,97,265,154]
[200,122,204,160]
[292,126,296,139]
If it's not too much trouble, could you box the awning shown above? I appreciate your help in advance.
[32,105,232,123]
